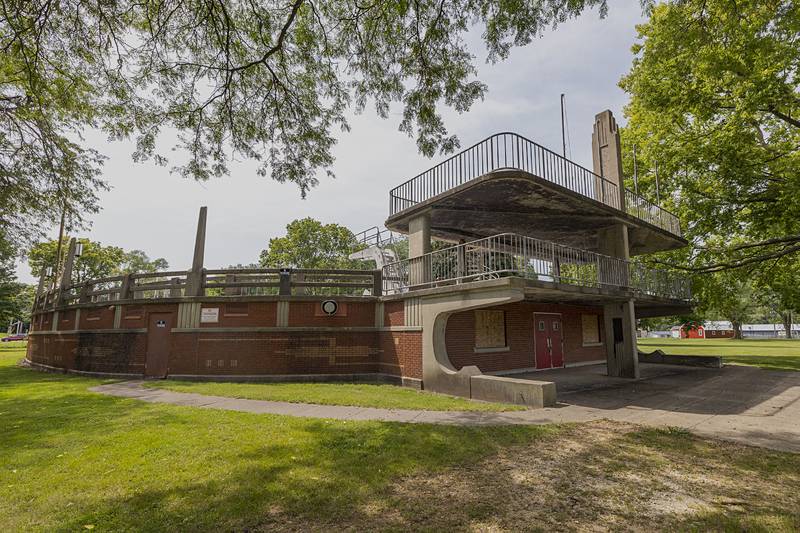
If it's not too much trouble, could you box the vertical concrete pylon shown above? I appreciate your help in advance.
[56,238,77,306]
[593,110,638,378]
[408,212,432,287]
[186,206,207,297]
[591,110,625,210]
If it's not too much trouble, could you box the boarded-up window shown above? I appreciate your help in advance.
[475,310,506,349]
[582,314,601,345]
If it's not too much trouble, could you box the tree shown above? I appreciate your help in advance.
[0,237,34,326]
[2,0,614,251]
[259,218,361,269]
[120,250,170,275]
[28,239,168,286]
[695,271,760,339]
[620,0,800,275]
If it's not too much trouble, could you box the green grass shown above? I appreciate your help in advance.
[144,380,524,412]
[639,338,800,371]
[4,342,800,531]
[0,342,549,531]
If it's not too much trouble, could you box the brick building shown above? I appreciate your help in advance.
[27,110,691,407]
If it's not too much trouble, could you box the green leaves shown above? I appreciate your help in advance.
[2,0,618,250]
[621,0,800,284]
[259,218,362,270]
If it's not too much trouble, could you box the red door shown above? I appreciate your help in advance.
[534,313,564,369]
[145,312,173,378]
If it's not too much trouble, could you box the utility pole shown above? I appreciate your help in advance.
[654,160,661,204]
[560,93,566,157]
[53,199,67,289]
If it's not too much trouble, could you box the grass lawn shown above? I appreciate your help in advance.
[639,338,800,371]
[144,379,524,412]
[3,341,800,531]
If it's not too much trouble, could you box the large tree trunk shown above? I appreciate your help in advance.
[782,312,793,339]
[732,321,742,339]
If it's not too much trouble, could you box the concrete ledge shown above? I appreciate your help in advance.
[167,372,422,388]
[23,359,423,389]
[638,350,722,369]
[23,359,145,379]
[470,374,557,408]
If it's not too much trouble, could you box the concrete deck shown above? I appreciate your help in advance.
[90,363,800,453]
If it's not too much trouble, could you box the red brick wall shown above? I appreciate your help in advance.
[56,309,78,331]
[378,331,422,379]
[445,302,606,373]
[169,331,381,375]
[27,331,146,374]
[199,302,277,328]
[384,301,405,327]
[78,306,116,330]
[288,301,375,327]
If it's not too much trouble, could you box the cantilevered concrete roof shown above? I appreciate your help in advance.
[385,169,687,257]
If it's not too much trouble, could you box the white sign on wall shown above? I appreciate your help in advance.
[200,307,219,323]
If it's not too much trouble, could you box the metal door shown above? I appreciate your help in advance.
[145,312,173,378]
[534,313,564,369]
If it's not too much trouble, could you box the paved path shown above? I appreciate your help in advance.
[90,364,800,453]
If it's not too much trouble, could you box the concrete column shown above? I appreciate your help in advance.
[408,212,431,287]
[56,238,77,306]
[186,206,207,297]
[602,300,639,379]
[591,110,625,210]
[597,223,638,378]
[597,224,631,287]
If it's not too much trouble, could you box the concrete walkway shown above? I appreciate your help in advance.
[90,364,800,453]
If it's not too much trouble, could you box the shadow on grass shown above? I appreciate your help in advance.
[1,358,555,531]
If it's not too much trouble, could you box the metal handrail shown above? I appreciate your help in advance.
[388,132,682,237]
[33,267,384,311]
[381,233,691,301]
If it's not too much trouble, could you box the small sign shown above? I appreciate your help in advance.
[201,307,219,323]
[321,300,338,316]
[156,320,167,328]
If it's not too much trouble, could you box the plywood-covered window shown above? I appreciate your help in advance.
[475,310,506,349]
[581,314,601,346]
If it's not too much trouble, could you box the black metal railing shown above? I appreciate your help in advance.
[382,233,691,301]
[388,132,682,237]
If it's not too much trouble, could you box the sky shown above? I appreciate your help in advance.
[16,2,646,284]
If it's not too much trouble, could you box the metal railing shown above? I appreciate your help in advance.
[381,233,691,301]
[624,189,682,236]
[33,268,382,311]
[388,132,682,237]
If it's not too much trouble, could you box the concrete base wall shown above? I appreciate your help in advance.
[470,374,557,408]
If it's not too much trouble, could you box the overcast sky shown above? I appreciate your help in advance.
[16,2,646,284]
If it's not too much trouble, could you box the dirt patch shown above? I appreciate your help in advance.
[259,420,800,532]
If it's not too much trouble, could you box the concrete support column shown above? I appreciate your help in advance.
[591,110,625,210]
[185,206,207,297]
[408,212,431,287]
[597,224,631,288]
[603,300,639,379]
[56,238,77,306]
[597,222,638,378]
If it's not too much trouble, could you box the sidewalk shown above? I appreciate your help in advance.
[90,371,800,453]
